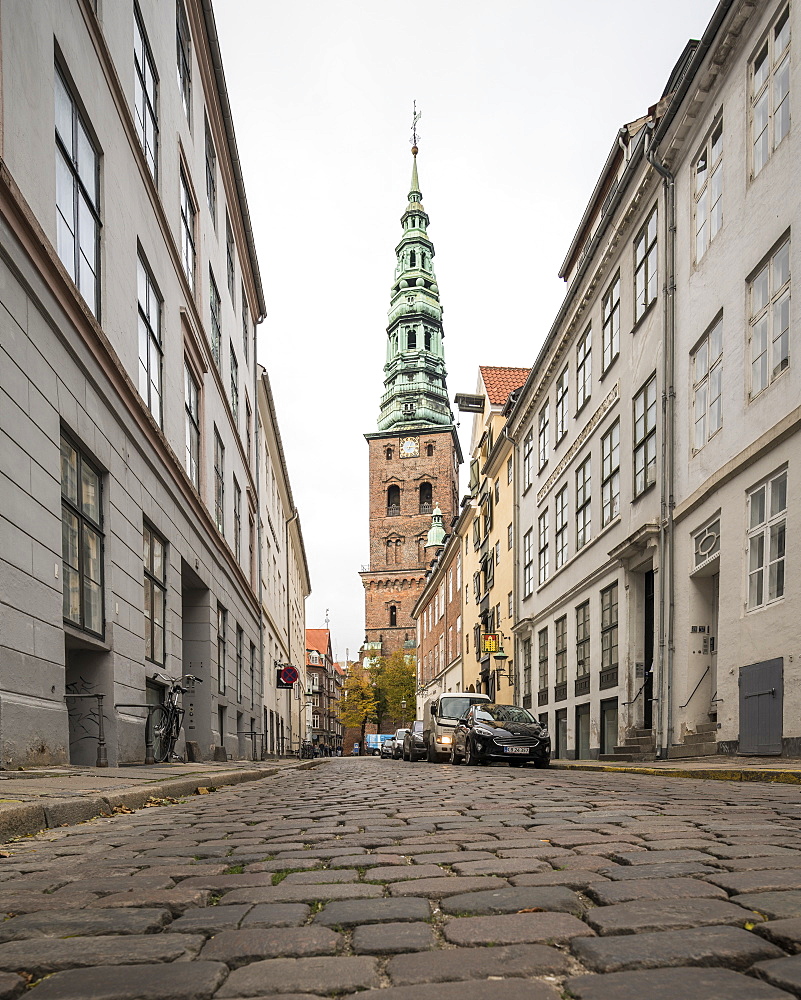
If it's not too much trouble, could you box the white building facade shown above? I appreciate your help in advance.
[0,0,267,763]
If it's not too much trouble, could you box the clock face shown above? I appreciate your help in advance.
[400,437,419,458]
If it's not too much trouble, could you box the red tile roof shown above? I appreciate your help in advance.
[306,629,331,656]
[479,366,530,407]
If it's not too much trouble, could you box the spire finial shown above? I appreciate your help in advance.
[410,100,421,156]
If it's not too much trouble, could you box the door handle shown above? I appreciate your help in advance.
[744,688,776,698]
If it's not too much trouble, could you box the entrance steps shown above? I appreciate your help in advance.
[667,722,718,759]
[599,728,656,763]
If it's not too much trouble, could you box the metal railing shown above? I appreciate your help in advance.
[64,693,108,767]
[679,665,710,710]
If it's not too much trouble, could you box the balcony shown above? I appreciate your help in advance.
[537,687,549,707]
[522,694,532,709]
[575,675,590,697]
[387,505,400,517]
[554,682,567,703]
[419,502,433,515]
[600,666,619,690]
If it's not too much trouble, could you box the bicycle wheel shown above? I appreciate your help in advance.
[150,706,171,763]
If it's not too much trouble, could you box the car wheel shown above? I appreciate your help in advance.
[534,758,550,769]
[449,744,461,765]
[465,739,480,766]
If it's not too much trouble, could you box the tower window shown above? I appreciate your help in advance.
[389,605,397,627]
[407,330,416,350]
[410,251,416,267]
[421,254,426,269]
[425,331,431,351]
[426,443,434,457]
[385,446,393,460]
[419,482,433,514]
[387,485,400,516]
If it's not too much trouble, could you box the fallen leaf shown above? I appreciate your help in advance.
[516,907,545,913]
[197,787,210,795]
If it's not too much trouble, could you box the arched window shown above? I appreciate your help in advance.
[385,446,393,460]
[426,443,434,457]
[419,482,432,514]
[410,251,416,267]
[387,485,400,516]
[389,605,397,627]
[424,330,432,351]
[407,330,416,350]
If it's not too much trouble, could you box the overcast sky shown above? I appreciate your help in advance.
[214,0,719,663]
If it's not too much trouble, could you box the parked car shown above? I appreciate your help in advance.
[380,736,395,758]
[450,704,550,768]
[391,728,410,759]
[422,693,492,762]
[365,733,394,756]
[402,720,425,761]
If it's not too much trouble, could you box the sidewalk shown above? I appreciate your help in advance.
[0,758,319,841]
[550,754,801,784]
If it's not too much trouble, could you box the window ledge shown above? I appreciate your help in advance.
[64,622,110,652]
[631,297,657,336]
[632,481,657,503]
[599,357,619,383]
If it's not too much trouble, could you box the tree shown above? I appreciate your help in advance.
[372,649,416,728]
[336,663,378,752]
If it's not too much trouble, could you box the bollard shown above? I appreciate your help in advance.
[95,694,108,767]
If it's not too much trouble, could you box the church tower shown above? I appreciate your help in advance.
[360,142,461,663]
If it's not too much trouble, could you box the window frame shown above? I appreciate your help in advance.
[230,341,239,427]
[137,252,163,426]
[634,205,658,323]
[576,601,590,678]
[746,468,787,610]
[601,271,620,373]
[554,615,567,685]
[576,325,592,410]
[179,167,196,292]
[750,6,790,179]
[522,429,534,490]
[576,455,591,550]
[523,528,534,598]
[226,211,236,300]
[600,582,618,672]
[209,267,222,369]
[537,627,548,691]
[694,117,723,262]
[143,521,166,666]
[633,374,657,497]
[233,476,242,563]
[205,119,217,224]
[214,427,225,535]
[176,0,192,123]
[538,509,550,585]
[133,3,159,180]
[538,404,549,471]
[601,418,620,526]
[555,483,568,569]
[556,366,569,442]
[60,431,104,638]
[749,238,790,398]
[692,315,723,451]
[184,361,200,490]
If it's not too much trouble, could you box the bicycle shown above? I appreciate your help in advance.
[149,672,202,763]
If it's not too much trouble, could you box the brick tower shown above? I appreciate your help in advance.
[360,143,461,663]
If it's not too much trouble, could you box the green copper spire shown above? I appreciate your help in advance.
[425,506,446,550]
[377,147,452,432]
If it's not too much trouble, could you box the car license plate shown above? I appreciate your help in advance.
[504,746,530,754]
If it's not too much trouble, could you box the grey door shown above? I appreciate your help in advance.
[739,658,783,755]
[576,704,591,759]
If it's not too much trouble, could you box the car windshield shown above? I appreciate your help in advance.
[395,729,408,738]
[439,696,489,720]
[412,720,423,733]
[473,705,539,724]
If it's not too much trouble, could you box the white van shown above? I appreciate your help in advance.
[422,693,492,762]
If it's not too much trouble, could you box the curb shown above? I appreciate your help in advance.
[549,761,801,784]
[0,761,321,841]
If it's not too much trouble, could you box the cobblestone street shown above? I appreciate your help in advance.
[0,758,800,998]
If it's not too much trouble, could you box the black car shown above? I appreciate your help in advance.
[449,704,550,768]
[402,720,425,761]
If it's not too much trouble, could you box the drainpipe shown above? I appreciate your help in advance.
[285,509,300,750]
[502,424,521,703]
[255,371,265,756]
[646,125,676,759]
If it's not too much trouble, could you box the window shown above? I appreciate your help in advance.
[494,480,500,504]
[555,616,567,685]
[601,582,618,673]
[576,601,590,678]
[633,375,657,495]
[242,289,250,366]
[184,362,200,489]
[55,68,100,316]
[538,404,549,470]
[507,522,513,549]
[217,604,226,692]
[133,4,158,179]
[555,484,568,569]
[214,428,225,534]
[693,316,723,450]
[602,272,620,372]
[134,254,164,425]
[634,206,658,321]
[387,484,400,515]
[523,528,534,597]
[143,522,165,665]
[245,399,252,464]
[179,168,196,291]
[209,268,221,368]
[205,121,217,223]
[226,212,235,299]
[522,638,532,697]
[576,326,591,409]
[556,367,569,441]
[538,628,548,691]
[523,429,534,489]
[507,455,513,484]
[694,517,720,569]
[419,481,432,514]
[751,7,790,178]
[230,343,239,427]
[747,469,787,609]
[495,540,500,565]
[176,0,191,122]
[601,419,620,526]
[576,456,591,550]
[694,120,723,260]
[233,477,241,562]
[389,605,397,627]
[236,625,243,702]
[248,511,255,584]
[538,509,549,585]
[250,642,257,708]
[61,433,103,636]
[508,591,513,619]
[427,443,434,457]
[750,239,790,397]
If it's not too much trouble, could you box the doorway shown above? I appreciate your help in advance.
[739,659,783,755]
[555,708,567,759]
[643,569,654,729]
[575,703,591,759]
[600,698,618,755]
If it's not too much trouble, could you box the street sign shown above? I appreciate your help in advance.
[281,665,299,685]
[482,632,501,654]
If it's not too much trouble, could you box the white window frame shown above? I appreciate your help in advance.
[601,418,620,527]
[523,528,534,598]
[556,366,569,442]
[692,315,723,451]
[523,429,534,490]
[601,272,620,373]
[750,6,790,179]
[555,484,568,569]
[633,374,657,496]
[694,117,723,262]
[749,239,790,398]
[746,469,787,610]
[576,326,591,410]
[538,509,549,585]
[576,455,591,550]
[134,3,158,180]
[538,404,549,471]
[634,205,658,322]
[137,253,162,426]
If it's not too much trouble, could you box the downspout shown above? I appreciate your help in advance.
[502,424,521,704]
[646,125,676,759]
[255,369,264,757]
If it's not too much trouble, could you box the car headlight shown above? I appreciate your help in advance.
[437,735,453,744]
[475,727,493,737]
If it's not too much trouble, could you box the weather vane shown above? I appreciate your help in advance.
[410,100,421,155]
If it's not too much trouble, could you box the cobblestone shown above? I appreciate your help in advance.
[0,758,799,998]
